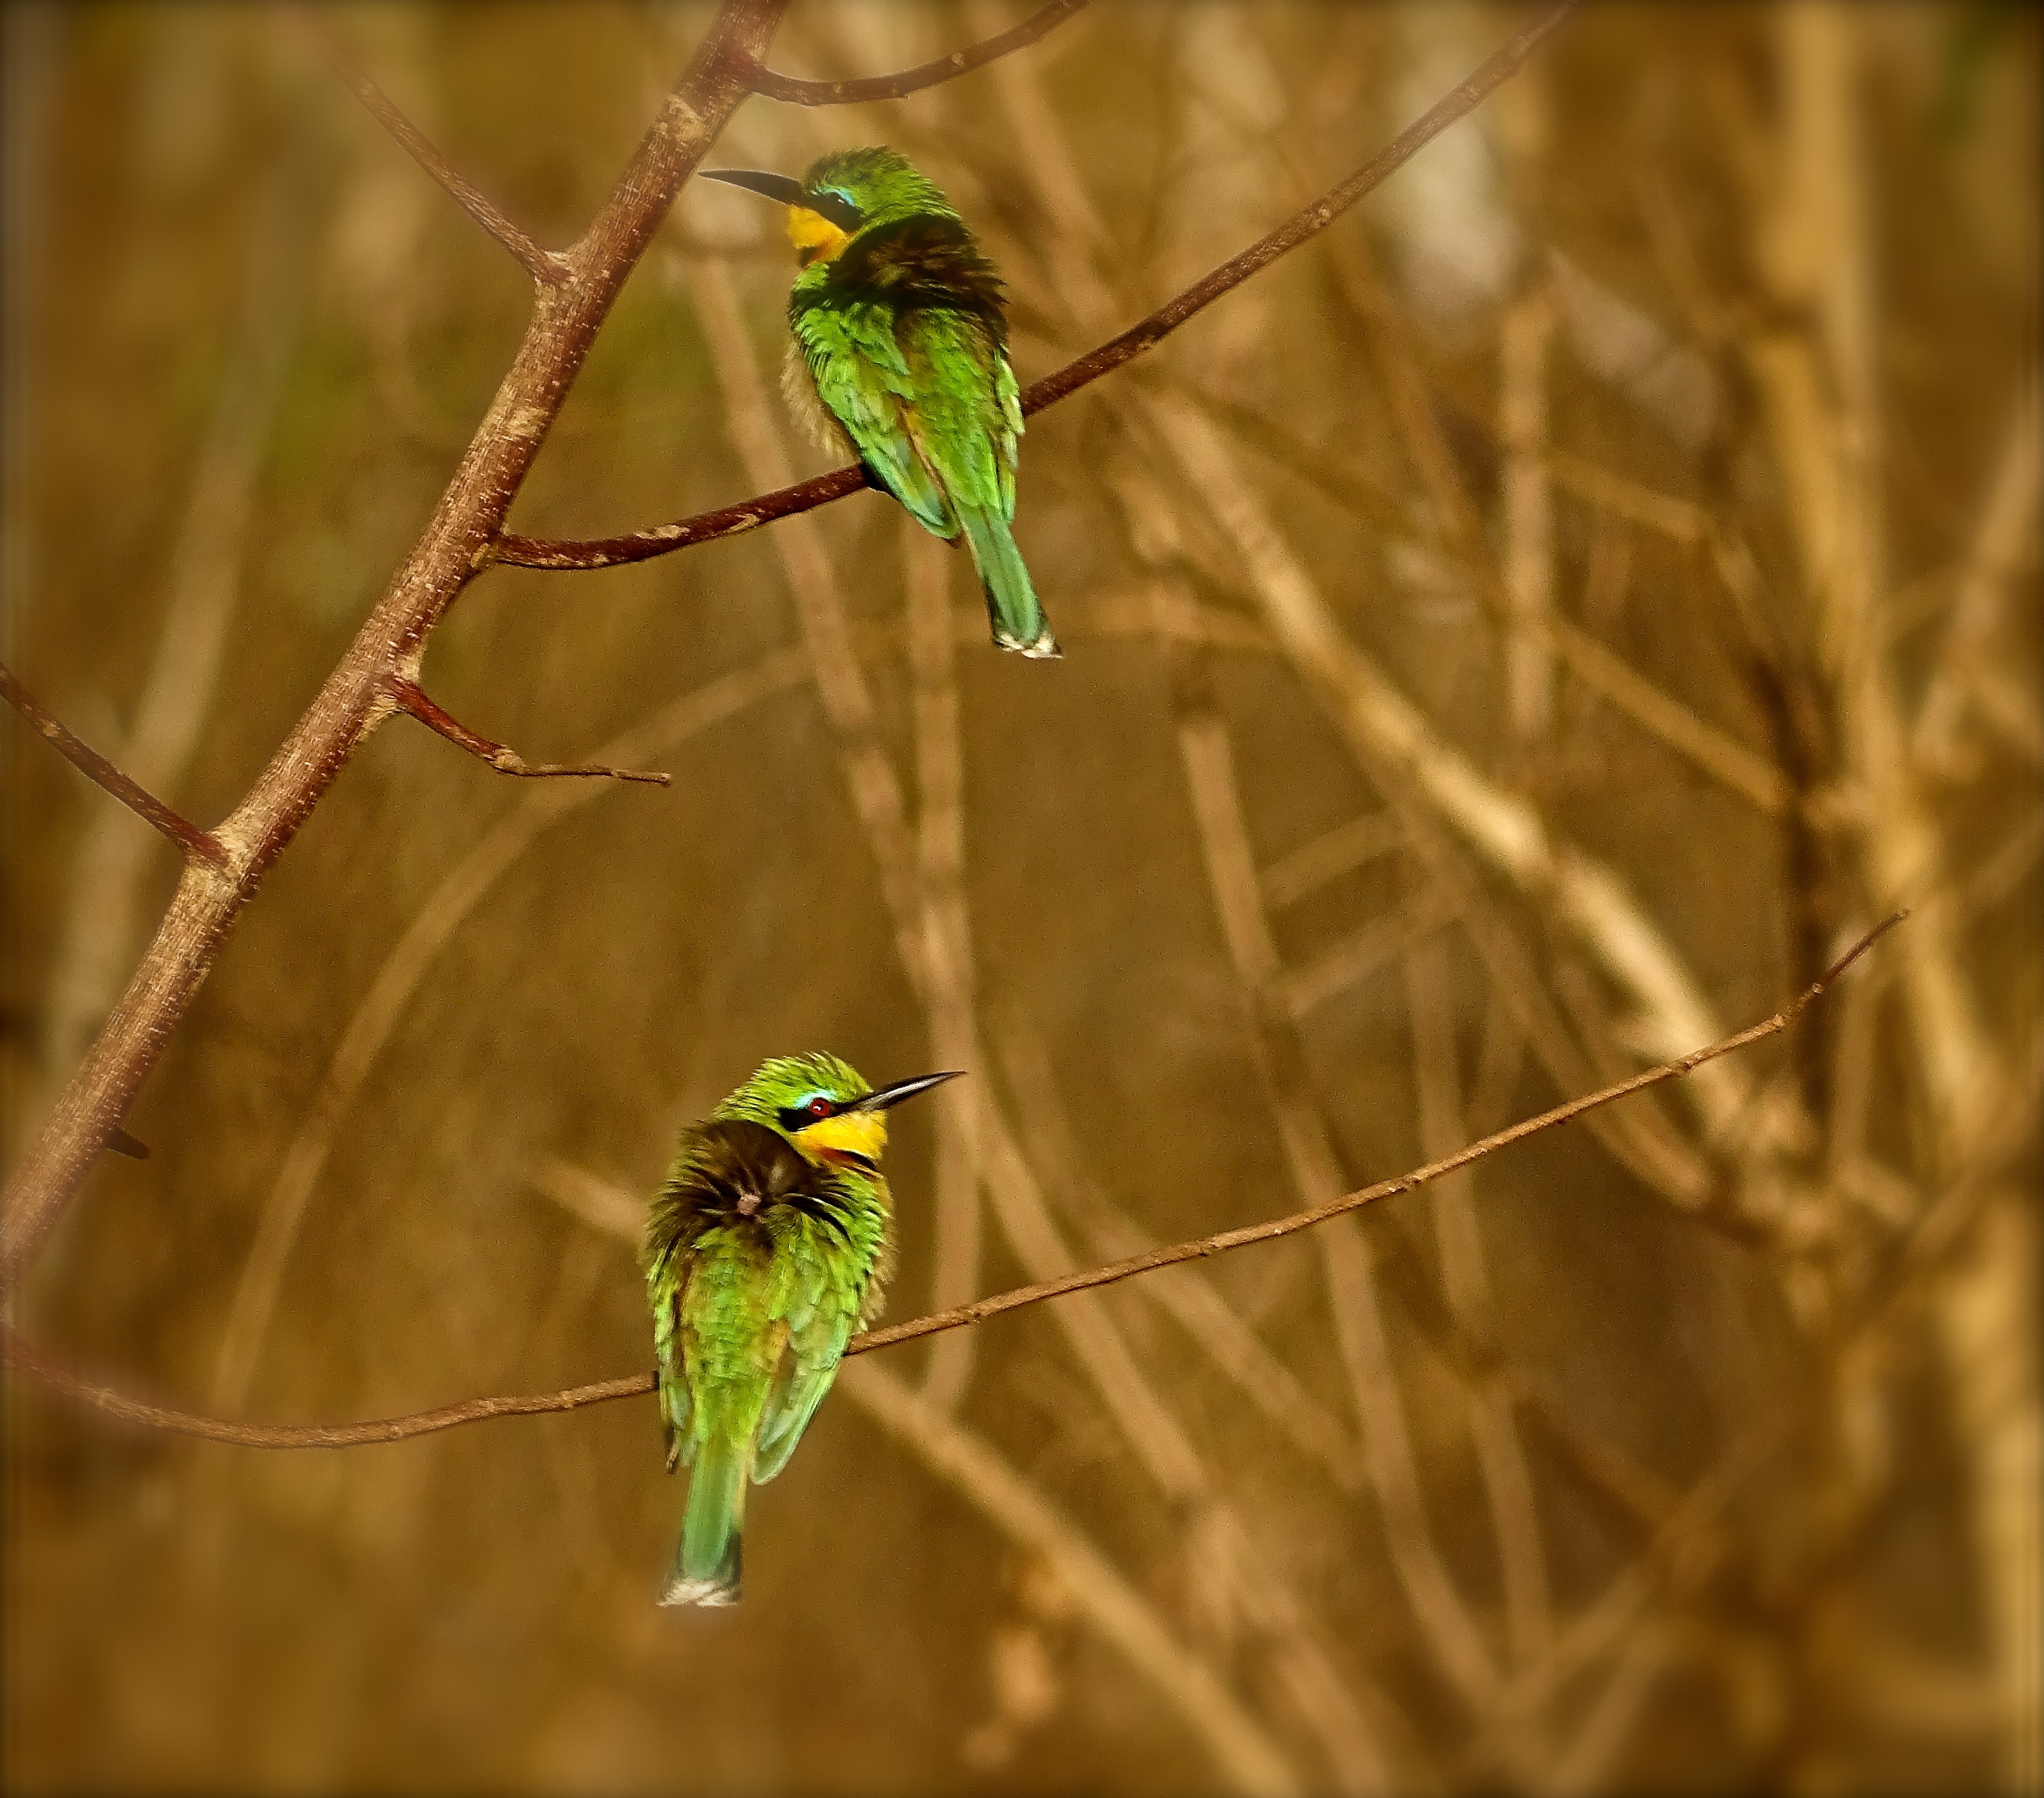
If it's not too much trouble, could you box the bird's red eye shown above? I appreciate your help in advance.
[807,1096,833,1119]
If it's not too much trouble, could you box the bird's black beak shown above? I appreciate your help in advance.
[699,168,813,209]
[700,169,863,232]
[853,1070,965,1112]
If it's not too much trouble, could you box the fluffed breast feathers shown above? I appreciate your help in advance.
[684,1119,813,1215]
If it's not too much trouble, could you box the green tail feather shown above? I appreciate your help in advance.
[662,1432,749,1607]
[957,508,1058,660]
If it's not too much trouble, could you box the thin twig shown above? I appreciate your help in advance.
[1914,374,2042,772]
[1,663,227,870]
[1024,0,1580,407]
[489,0,1582,573]
[3,1329,649,1447]
[296,7,571,285]
[1261,811,1404,910]
[388,676,670,785]
[747,0,1090,105]
[851,913,1900,1351]
[1,915,1904,1450]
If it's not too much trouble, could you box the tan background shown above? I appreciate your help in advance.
[3,2,2037,1792]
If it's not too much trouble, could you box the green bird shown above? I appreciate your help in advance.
[702,148,1058,659]
[643,1054,959,1606]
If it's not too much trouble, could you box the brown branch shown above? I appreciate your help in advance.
[746,0,1090,105]
[491,467,870,571]
[0,0,792,1296]
[297,7,571,287]
[388,677,670,786]
[1,913,1904,1451]
[1,662,228,870]
[490,0,1581,573]
[0,1328,650,1448]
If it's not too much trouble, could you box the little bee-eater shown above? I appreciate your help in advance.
[702,148,1058,659]
[643,1054,959,1606]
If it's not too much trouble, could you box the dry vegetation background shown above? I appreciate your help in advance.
[2,1,2038,1792]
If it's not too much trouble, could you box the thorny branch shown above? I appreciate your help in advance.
[747,0,1091,105]
[0,0,791,1292]
[1,0,1578,1299]
[1,663,228,871]
[1,914,1904,1450]
[489,0,1582,572]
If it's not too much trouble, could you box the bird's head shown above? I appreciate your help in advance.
[714,1053,962,1172]
[700,147,956,271]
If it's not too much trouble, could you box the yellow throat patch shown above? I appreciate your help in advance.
[786,205,852,268]
[793,1109,888,1167]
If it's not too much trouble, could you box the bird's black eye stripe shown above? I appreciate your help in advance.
[806,189,862,232]
[778,1096,835,1132]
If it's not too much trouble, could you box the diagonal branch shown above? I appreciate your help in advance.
[1,662,227,870]
[295,7,571,286]
[0,914,1903,1452]
[388,676,670,785]
[0,0,791,1298]
[490,0,1581,573]
[747,0,1090,105]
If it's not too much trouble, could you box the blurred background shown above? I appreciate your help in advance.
[2,1,2037,1791]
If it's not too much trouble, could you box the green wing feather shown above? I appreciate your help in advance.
[894,309,1010,516]
[754,1315,853,1483]
[752,1217,863,1483]
[794,302,1054,656]
[796,300,955,535]
[652,1285,692,1469]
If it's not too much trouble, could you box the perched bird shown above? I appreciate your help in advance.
[702,148,1058,659]
[643,1053,959,1606]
